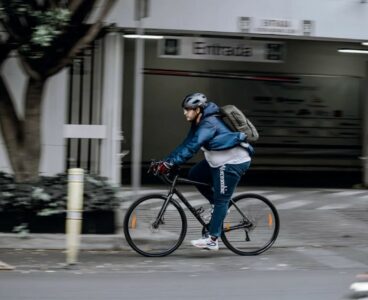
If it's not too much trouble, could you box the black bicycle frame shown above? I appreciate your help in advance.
[153,173,252,231]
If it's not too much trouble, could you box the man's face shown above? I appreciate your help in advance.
[183,107,200,122]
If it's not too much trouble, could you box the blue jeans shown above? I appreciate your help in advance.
[188,159,251,237]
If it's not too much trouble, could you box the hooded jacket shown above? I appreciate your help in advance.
[165,102,254,166]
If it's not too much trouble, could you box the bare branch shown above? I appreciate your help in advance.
[69,0,98,25]
[0,38,15,65]
[68,0,98,16]
[0,18,24,44]
[0,5,34,42]
[68,0,85,12]
[19,56,43,81]
[69,0,116,49]
[46,0,116,77]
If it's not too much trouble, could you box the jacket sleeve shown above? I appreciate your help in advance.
[164,131,192,162]
[165,121,216,165]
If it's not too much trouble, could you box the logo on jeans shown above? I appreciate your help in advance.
[219,165,227,194]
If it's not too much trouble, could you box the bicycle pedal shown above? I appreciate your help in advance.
[196,207,204,214]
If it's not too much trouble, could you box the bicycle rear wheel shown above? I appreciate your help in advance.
[221,193,279,256]
[123,194,187,257]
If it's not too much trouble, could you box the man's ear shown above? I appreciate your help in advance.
[195,107,201,114]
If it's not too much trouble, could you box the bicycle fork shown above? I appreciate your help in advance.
[152,176,179,229]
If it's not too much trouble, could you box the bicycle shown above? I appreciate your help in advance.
[123,162,280,257]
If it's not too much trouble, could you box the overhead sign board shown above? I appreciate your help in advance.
[158,36,285,63]
[238,17,314,36]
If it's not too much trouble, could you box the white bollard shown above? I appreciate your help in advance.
[66,168,84,265]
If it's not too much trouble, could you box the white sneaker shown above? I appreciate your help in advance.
[191,237,219,251]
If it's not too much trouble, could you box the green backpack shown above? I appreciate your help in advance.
[220,105,259,143]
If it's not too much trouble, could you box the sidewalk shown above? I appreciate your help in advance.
[0,233,128,250]
[1,186,368,250]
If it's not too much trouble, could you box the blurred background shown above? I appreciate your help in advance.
[1,0,368,188]
[1,4,368,299]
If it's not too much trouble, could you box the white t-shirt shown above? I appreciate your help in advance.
[201,145,251,168]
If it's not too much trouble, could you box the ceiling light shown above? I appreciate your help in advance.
[338,49,368,54]
[362,42,368,46]
[123,34,164,39]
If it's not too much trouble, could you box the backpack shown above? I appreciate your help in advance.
[220,105,259,142]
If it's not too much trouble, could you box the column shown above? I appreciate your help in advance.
[100,32,124,184]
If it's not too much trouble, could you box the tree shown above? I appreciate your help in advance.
[0,0,116,182]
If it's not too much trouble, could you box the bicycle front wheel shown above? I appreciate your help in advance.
[221,193,279,256]
[123,194,187,257]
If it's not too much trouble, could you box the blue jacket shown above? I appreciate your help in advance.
[165,102,254,165]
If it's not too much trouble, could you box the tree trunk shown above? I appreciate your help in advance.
[0,76,45,182]
[0,75,24,177]
[21,78,46,182]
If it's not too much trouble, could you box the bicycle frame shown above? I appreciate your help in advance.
[153,173,253,231]
[153,174,208,228]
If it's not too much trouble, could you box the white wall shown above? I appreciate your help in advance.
[108,0,368,41]
[39,69,67,175]
[0,57,67,176]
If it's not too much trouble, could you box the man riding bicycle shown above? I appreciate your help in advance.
[154,92,254,251]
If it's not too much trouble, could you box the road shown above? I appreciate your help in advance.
[0,186,368,299]
[0,246,366,299]
[0,269,360,300]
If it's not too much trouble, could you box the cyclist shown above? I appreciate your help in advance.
[154,92,254,251]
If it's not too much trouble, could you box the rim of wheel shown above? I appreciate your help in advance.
[123,195,187,257]
[221,193,279,256]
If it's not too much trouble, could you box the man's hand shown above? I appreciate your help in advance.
[154,161,173,175]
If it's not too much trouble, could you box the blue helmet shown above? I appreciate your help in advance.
[182,93,208,109]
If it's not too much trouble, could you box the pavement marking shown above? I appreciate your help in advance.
[331,190,368,197]
[233,190,274,195]
[0,261,15,270]
[351,282,368,292]
[317,203,351,210]
[182,192,203,198]
[276,200,312,210]
[118,189,167,198]
[303,248,368,269]
[180,199,208,208]
[117,187,368,211]
[267,194,289,201]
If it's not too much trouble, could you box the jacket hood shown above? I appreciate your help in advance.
[202,102,219,118]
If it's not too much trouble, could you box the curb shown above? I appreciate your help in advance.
[0,233,129,250]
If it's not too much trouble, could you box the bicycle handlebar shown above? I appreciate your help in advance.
[148,160,210,187]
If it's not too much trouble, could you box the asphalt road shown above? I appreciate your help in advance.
[1,186,368,299]
[0,247,366,300]
[0,269,360,300]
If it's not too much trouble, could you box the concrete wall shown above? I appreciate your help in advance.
[108,0,368,41]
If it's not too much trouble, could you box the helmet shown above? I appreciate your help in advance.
[182,93,208,109]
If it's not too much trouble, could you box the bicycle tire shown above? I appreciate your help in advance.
[123,194,187,257]
[221,193,279,256]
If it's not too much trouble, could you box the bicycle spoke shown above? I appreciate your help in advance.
[222,194,279,255]
[124,195,187,257]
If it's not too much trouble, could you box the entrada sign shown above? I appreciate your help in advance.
[158,37,285,63]
[239,17,314,36]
